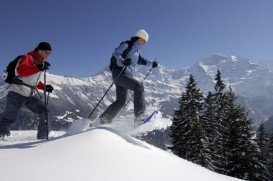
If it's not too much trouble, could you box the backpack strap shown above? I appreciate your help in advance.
[12,78,36,89]
[109,40,135,71]
[121,40,134,59]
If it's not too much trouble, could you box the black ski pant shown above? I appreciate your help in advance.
[100,69,145,122]
[0,91,47,134]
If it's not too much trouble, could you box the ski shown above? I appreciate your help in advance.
[140,110,159,125]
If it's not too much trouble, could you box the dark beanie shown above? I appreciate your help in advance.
[35,42,52,52]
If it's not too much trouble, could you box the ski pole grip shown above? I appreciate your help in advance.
[152,58,158,69]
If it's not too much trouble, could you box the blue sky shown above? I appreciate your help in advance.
[1,0,273,77]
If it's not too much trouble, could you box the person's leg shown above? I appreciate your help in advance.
[0,91,26,138]
[100,84,127,123]
[112,73,145,118]
[133,83,145,117]
[24,96,47,139]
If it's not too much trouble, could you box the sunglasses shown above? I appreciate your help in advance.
[44,50,52,55]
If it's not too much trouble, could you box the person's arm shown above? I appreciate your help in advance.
[138,54,153,66]
[112,42,128,67]
[17,55,40,77]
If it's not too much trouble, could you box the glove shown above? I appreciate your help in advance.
[123,58,131,66]
[45,85,54,93]
[44,61,51,69]
[37,61,50,71]
[152,61,158,68]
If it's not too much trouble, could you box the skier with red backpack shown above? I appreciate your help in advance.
[0,42,54,140]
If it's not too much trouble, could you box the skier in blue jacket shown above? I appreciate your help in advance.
[100,29,158,124]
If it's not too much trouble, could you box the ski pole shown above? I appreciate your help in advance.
[88,66,126,118]
[123,66,154,108]
[43,69,49,140]
[46,92,50,105]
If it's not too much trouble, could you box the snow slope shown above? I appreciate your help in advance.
[0,128,240,181]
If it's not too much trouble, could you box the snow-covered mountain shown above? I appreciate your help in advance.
[189,54,273,126]
[0,128,241,181]
[1,54,273,148]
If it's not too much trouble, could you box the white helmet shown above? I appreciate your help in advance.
[135,29,149,42]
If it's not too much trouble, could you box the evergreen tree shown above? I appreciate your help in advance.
[214,70,226,94]
[256,123,270,157]
[223,88,267,180]
[221,87,240,176]
[247,142,268,181]
[255,123,271,180]
[169,75,210,167]
[201,91,216,170]
[268,134,273,180]
[256,123,271,180]
[210,70,228,173]
[202,71,265,180]
[170,70,268,180]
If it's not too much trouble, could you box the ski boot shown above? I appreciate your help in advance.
[134,114,145,127]
[0,126,10,140]
[37,124,48,140]
[37,130,48,140]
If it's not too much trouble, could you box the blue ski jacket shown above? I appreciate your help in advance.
[112,40,152,76]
